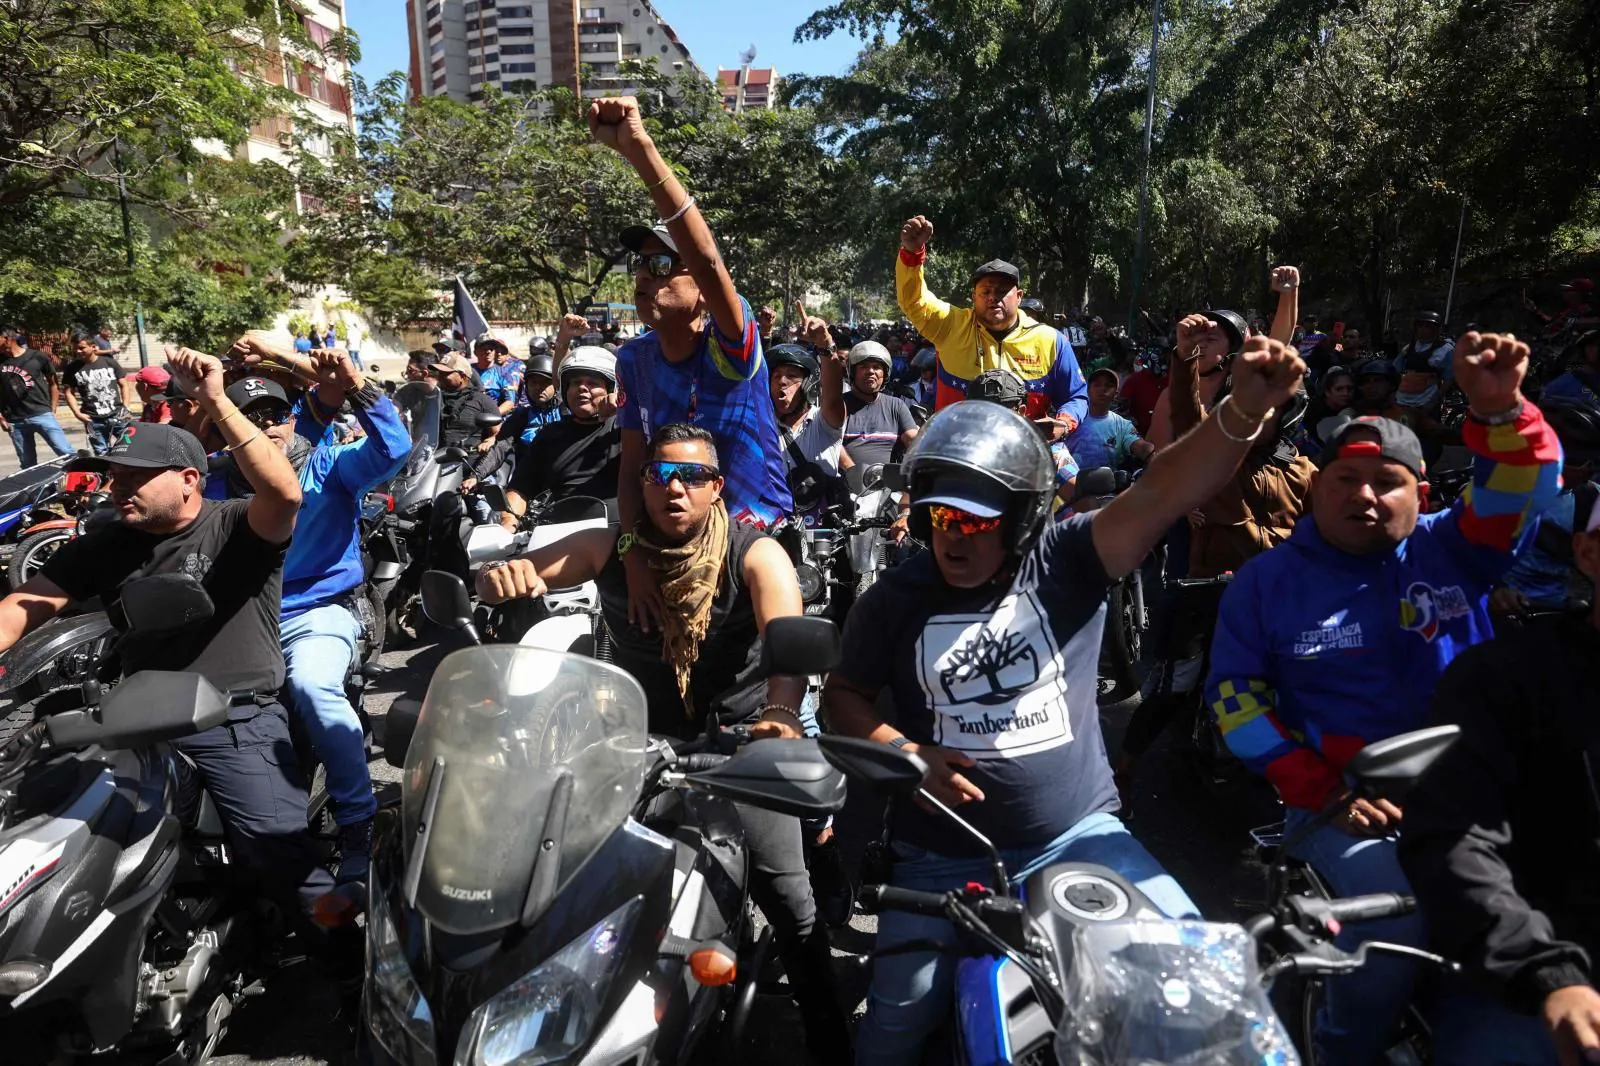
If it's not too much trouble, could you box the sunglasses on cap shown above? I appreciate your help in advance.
[628,252,682,278]
[642,460,720,488]
[928,505,1003,535]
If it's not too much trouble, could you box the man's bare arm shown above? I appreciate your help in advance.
[0,575,73,655]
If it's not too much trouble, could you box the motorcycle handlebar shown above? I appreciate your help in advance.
[1320,893,1415,925]
[679,753,730,772]
[861,884,949,918]
[1172,573,1234,588]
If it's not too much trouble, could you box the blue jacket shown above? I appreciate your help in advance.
[1206,404,1563,810]
[281,393,412,619]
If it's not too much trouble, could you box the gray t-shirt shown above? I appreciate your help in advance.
[835,515,1118,852]
[843,391,916,467]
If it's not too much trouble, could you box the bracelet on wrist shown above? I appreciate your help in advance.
[1468,399,1524,426]
[1216,395,1272,444]
[757,705,804,731]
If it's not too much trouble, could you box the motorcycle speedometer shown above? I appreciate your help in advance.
[795,564,825,604]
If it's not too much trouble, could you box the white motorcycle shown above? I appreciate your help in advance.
[461,492,613,654]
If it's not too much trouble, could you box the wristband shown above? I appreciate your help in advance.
[224,431,263,454]
[346,380,381,409]
[616,531,637,558]
[889,736,913,750]
[1468,399,1524,426]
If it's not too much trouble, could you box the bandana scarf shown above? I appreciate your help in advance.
[635,499,730,716]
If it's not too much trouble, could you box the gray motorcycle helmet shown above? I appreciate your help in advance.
[903,401,1055,557]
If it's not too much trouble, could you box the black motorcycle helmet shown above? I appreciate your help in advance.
[767,343,820,380]
[965,368,1029,410]
[1355,359,1401,385]
[1020,297,1046,318]
[1203,309,1249,355]
[902,402,1055,559]
[525,350,554,380]
[1541,398,1600,464]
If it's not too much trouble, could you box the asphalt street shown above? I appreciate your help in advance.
[207,630,1282,1066]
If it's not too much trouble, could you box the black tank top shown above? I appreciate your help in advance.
[598,521,767,738]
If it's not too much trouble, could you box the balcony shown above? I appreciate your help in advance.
[249,113,295,145]
[319,0,341,12]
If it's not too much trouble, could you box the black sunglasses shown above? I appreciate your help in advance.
[628,252,682,279]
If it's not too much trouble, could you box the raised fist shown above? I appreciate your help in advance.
[901,216,934,253]
[476,558,547,605]
[588,96,651,159]
[1454,331,1528,418]
[1272,265,1300,293]
[1175,313,1223,359]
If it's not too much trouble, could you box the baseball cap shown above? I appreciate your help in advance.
[914,472,1011,519]
[619,223,680,255]
[1318,416,1425,480]
[474,332,508,353]
[970,259,1021,287]
[224,376,291,412]
[430,352,473,376]
[1088,366,1120,387]
[72,422,207,472]
[133,365,170,388]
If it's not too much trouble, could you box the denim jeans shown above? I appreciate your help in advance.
[8,412,73,467]
[84,415,127,456]
[1432,981,1560,1065]
[281,603,374,825]
[1284,807,1428,1065]
[855,811,1199,1066]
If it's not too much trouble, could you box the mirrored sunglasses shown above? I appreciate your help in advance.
[642,460,720,488]
[928,504,1003,535]
[628,252,682,278]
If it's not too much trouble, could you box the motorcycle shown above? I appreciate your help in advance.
[825,725,1463,1066]
[1069,467,1150,704]
[0,461,107,590]
[0,575,297,1064]
[359,573,847,1066]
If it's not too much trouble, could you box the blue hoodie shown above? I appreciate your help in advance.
[1206,405,1563,810]
[280,392,412,619]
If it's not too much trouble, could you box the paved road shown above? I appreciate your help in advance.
[207,630,1280,1066]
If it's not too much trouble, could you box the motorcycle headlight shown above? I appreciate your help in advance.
[367,888,437,1065]
[454,897,641,1066]
[794,563,825,604]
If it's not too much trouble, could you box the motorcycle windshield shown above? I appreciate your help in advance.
[0,612,114,694]
[393,381,440,478]
[402,646,648,934]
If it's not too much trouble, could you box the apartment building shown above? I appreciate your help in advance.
[717,66,779,111]
[407,0,698,104]
[233,0,359,215]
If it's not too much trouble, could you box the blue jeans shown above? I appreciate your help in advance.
[8,412,73,467]
[1432,982,1559,1065]
[855,811,1199,1066]
[281,603,374,825]
[348,350,363,369]
[84,415,127,456]
[1285,807,1427,1065]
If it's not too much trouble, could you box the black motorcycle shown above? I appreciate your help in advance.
[359,573,848,1066]
[0,575,292,1064]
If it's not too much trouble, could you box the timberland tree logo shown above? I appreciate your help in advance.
[917,589,1071,759]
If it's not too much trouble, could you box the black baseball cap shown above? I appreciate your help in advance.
[71,422,208,472]
[225,376,291,413]
[970,259,1021,287]
[1318,415,1425,479]
[619,223,680,255]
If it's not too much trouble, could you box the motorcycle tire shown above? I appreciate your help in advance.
[0,702,36,748]
[1100,580,1142,703]
[8,527,73,588]
[365,583,388,656]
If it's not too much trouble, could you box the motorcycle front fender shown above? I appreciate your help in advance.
[17,517,77,537]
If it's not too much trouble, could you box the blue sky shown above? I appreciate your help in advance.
[344,0,886,86]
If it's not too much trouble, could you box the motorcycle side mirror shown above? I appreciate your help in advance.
[385,697,423,768]
[684,738,847,819]
[474,412,504,430]
[1071,467,1118,502]
[47,670,230,750]
[759,616,840,677]
[818,735,928,795]
[882,463,904,491]
[420,570,479,643]
[1343,724,1460,803]
[437,446,468,463]
[112,573,214,636]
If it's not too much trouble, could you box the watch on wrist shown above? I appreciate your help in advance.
[616,532,637,558]
[889,736,913,750]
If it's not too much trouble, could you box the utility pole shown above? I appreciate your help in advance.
[110,118,149,366]
[1444,195,1467,324]
[1127,0,1162,338]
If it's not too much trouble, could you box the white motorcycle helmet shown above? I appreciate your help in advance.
[559,345,618,392]
[847,340,894,372]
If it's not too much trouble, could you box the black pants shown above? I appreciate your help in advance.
[172,700,335,913]
[1121,581,1227,758]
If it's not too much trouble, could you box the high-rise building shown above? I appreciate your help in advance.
[717,66,779,111]
[229,0,358,215]
[407,0,698,104]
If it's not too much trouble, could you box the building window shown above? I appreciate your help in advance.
[432,55,446,71]
[646,25,653,34]
[504,61,536,73]
[469,72,485,85]
[581,6,604,16]
[633,7,640,14]
[469,89,485,101]
[659,44,667,53]
[579,41,612,53]
[499,4,532,15]
[498,24,531,35]
[464,0,476,11]
[501,42,536,54]
[480,33,497,43]
[430,39,445,55]
[425,3,440,20]
[483,52,499,64]
[622,43,640,55]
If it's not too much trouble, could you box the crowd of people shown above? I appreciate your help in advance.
[1,90,1599,1066]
